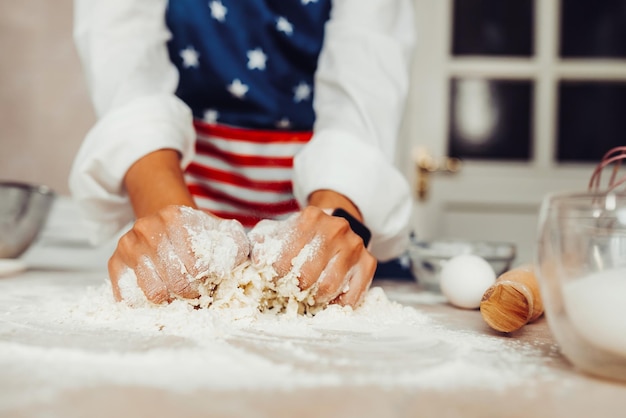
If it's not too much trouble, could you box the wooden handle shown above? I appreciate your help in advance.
[479,265,544,333]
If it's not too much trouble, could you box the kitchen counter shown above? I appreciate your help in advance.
[1,199,626,418]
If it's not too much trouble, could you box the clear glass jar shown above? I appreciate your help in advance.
[537,191,626,382]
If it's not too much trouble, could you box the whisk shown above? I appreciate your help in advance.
[588,146,626,193]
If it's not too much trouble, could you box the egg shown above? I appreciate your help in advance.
[439,254,496,309]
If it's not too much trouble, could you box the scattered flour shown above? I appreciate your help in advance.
[116,267,148,306]
[0,209,557,409]
[0,271,556,410]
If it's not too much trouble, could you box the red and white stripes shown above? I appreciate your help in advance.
[186,120,312,227]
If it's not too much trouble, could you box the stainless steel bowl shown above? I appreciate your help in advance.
[408,237,516,291]
[0,181,55,258]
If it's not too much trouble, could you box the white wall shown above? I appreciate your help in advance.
[0,0,95,196]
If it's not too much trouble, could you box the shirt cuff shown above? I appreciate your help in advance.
[69,94,195,244]
[292,128,413,261]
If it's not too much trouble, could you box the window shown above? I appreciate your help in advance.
[560,0,626,59]
[452,0,534,57]
[444,0,626,163]
[449,78,533,160]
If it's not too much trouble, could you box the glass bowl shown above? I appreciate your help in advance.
[537,191,626,382]
[0,181,55,258]
[407,237,516,291]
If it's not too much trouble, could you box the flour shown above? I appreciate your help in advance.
[0,207,557,410]
[116,266,148,306]
[183,210,248,280]
[160,212,329,316]
[0,270,556,411]
[563,268,626,357]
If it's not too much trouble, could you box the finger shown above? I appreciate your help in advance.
[332,251,377,308]
[133,256,172,304]
[108,256,149,306]
[153,236,201,299]
[217,218,251,266]
[289,234,326,290]
[164,206,216,279]
[130,216,198,299]
[258,218,303,276]
[107,255,129,302]
[177,210,250,279]
[312,235,364,304]
[307,253,349,305]
[277,209,336,286]
[116,230,170,304]
[297,215,357,292]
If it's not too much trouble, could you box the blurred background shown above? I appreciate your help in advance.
[0,0,94,194]
[401,0,626,264]
[1,0,625,264]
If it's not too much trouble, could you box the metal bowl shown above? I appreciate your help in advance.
[408,237,516,291]
[0,181,55,258]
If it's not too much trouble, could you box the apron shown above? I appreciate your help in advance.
[165,0,331,226]
[186,121,311,227]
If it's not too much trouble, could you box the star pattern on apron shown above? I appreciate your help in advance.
[165,0,331,226]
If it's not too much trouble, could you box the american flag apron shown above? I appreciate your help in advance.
[186,121,312,227]
[166,0,331,227]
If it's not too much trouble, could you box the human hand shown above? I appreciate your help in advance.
[249,206,377,308]
[108,205,249,305]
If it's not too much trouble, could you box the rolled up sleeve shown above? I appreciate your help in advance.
[293,0,416,260]
[69,0,195,243]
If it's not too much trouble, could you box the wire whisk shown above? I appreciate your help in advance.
[588,146,626,194]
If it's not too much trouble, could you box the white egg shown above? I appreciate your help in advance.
[439,254,496,309]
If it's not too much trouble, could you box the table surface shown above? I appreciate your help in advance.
[2,201,626,418]
[0,269,626,417]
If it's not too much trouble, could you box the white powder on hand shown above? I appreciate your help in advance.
[170,214,330,317]
[112,208,342,316]
[116,267,148,307]
[179,206,249,280]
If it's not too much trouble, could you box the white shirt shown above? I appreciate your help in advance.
[70,0,415,261]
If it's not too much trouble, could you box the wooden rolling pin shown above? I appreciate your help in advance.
[479,265,544,333]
